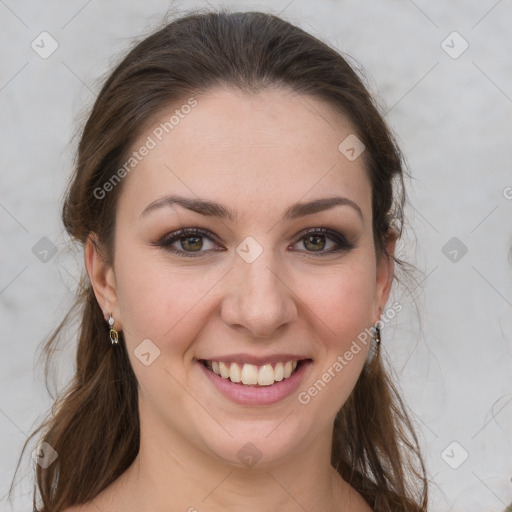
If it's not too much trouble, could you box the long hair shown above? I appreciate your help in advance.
[12,9,428,511]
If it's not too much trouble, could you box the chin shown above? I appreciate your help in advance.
[199,418,314,470]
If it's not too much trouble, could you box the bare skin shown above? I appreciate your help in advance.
[69,86,395,512]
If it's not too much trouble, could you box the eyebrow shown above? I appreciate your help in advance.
[140,194,364,222]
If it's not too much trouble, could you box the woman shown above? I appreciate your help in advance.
[17,9,428,512]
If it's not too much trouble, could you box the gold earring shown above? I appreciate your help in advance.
[366,324,381,365]
[373,324,381,347]
[108,314,119,345]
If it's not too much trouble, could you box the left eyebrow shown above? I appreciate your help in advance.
[140,194,364,222]
[284,196,363,222]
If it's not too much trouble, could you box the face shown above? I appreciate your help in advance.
[88,87,395,468]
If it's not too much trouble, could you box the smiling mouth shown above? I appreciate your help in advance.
[200,359,309,386]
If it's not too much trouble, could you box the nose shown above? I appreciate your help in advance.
[220,245,297,339]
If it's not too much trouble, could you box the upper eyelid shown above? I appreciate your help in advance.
[156,226,352,250]
[159,226,347,241]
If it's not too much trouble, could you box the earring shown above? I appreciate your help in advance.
[108,314,119,345]
[366,324,381,364]
[373,324,381,347]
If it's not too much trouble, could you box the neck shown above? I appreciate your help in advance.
[103,417,353,511]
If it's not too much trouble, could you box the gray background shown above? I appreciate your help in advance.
[1,0,511,510]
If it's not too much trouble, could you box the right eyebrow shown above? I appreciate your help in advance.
[140,194,364,223]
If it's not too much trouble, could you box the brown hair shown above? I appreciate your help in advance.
[12,8,428,511]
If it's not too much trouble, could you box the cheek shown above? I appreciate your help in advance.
[297,262,377,411]
[304,260,377,340]
[112,239,221,357]
[113,221,377,360]
[114,248,161,342]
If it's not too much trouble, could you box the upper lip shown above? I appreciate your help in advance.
[198,353,312,366]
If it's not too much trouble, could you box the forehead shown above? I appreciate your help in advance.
[118,87,371,221]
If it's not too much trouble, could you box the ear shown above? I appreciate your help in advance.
[374,227,399,322]
[84,234,122,330]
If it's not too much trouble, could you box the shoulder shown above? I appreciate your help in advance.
[62,501,107,512]
[345,484,373,512]
[61,480,124,512]
[62,499,112,512]
[333,469,373,512]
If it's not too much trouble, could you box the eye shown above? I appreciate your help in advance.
[153,228,222,258]
[290,227,354,256]
[153,227,354,258]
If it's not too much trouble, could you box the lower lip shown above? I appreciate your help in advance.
[198,360,312,406]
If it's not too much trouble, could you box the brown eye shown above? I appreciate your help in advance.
[154,228,222,258]
[303,233,328,252]
[154,226,354,259]
[292,228,354,256]
[179,235,203,252]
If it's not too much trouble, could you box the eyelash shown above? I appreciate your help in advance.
[153,227,354,258]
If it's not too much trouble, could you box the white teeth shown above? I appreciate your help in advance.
[257,364,275,386]
[283,361,293,378]
[274,362,284,381]
[229,362,241,383]
[219,361,230,378]
[241,364,258,385]
[205,359,303,386]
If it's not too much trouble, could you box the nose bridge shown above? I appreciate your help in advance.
[241,246,280,300]
[222,234,296,337]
